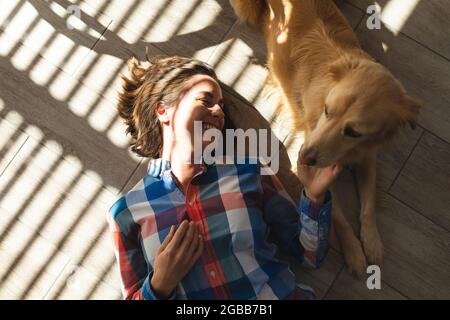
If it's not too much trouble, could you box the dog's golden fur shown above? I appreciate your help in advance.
[231,0,423,276]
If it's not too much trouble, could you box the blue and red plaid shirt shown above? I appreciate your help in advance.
[107,159,332,300]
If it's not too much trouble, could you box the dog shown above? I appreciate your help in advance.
[230,0,423,276]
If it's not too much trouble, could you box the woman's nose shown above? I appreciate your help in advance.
[211,103,225,119]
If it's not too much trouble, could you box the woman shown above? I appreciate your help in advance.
[108,56,341,300]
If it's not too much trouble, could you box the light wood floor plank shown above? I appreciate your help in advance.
[0,114,29,175]
[346,0,450,59]
[0,211,70,299]
[0,30,140,192]
[77,0,236,61]
[0,0,110,75]
[44,261,121,300]
[325,269,407,300]
[377,127,423,191]
[390,132,450,231]
[374,191,450,299]
[326,190,450,299]
[0,135,123,290]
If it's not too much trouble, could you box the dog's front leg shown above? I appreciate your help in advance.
[354,152,384,266]
[331,190,368,277]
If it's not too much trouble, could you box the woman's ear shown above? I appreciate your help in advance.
[156,103,170,124]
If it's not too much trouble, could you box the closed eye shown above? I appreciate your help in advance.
[344,125,362,138]
[324,105,329,118]
[196,91,225,109]
[197,98,212,107]
[201,98,210,105]
[197,97,224,110]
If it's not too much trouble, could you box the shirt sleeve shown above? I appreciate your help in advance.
[259,167,333,268]
[107,198,176,300]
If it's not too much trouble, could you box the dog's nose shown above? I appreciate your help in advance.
[299,149,317,166]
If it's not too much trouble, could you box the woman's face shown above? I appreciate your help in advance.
[161,74,225,152]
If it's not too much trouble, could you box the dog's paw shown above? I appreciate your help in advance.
[361,226,384,266]
[341,235,368,278]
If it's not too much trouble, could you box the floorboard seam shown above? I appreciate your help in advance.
[381,280,411,300]
[41,255,71,300]
[117,158,143,195]
[387,130,425,192]
[386,192,450,234]
[0,135,29,177]
[420,126,450,145]
[322,265,345,300]
[71,19,113,77]
[206,18,239,64]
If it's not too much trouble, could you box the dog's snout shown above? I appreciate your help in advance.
[299,148,317,166]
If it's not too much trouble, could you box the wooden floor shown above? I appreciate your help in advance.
[0,0,448,300]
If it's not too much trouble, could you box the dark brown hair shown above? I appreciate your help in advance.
[118,55,218,158]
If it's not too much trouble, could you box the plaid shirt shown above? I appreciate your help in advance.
[107,159,332,300]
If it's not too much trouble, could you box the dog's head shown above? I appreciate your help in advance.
[299,59,423,167]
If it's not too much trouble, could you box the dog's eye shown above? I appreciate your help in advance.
[344,125,362,138]
[324,105,329,118]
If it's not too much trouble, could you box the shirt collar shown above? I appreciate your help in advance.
[155,158,208,182]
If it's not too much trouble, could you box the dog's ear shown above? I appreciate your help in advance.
[329,61,348,81]
[400,96,423,130]
[329,59,360,81]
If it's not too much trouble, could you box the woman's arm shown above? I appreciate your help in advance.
[260,163,341,268]
[108,210,159,299]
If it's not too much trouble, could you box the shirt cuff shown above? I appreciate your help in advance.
[142,271,176,300]
[300,189,332,221]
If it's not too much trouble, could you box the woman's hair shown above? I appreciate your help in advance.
[118,55,218,158]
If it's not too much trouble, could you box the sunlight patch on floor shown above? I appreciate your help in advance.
[381,0,421,35]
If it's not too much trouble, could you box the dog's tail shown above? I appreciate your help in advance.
[230,0,268,29]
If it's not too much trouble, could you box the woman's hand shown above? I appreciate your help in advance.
[150,220,204,299]
[297,160,342,204]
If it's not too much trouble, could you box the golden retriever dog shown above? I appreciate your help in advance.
[230,0,422,276]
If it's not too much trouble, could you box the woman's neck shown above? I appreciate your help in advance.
[162,141,203,193]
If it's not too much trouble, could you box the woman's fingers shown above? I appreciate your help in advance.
[320,163,341,182]
[185,225,201,257]
[179,222,196,253]
[186,233,204,269]
[167,220,189,250]
[158,225,176,253]
[161,220,203,267]
[193,234,204,261]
